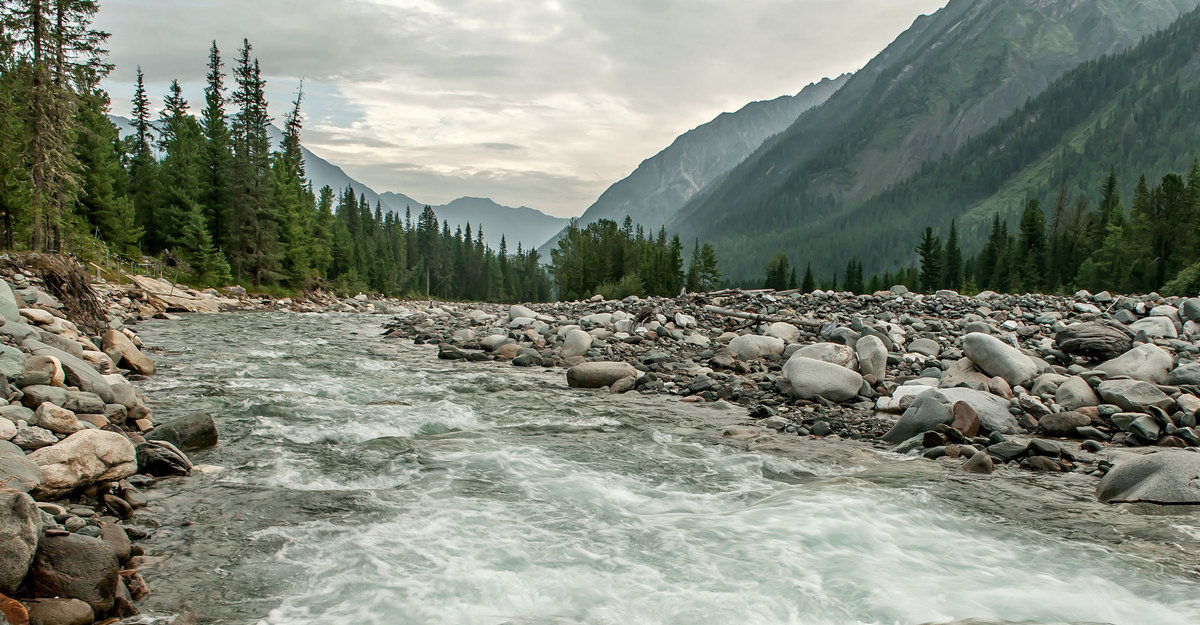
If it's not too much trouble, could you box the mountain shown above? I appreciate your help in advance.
[381,193,568,252]
[835,3,1200,268]
[109,115,564,252]
[536,75,849,257]
[667,0,1200,281]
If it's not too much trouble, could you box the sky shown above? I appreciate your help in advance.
[96,0,949,218]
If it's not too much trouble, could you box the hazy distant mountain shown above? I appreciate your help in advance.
[382,192,568,253]
[536,75,848,257]
[668,0,1200,280]
[109,114,564,252]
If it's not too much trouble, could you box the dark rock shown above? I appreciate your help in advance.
[986,440,1028,463]
[21,598,93,625]
[0,490,39,594]
[144,413,218,451]
[1026,439,1061,457]
[950,401,980,437]
[1054,322,1133,361]
[1021,456,1065,472]
[961,451,995,474]
[921,431,945,448]
[436,343,466,360]
[1081,440,1105,452]
[26,533,120,616]
[1038,412,1092,437]
[135,441,192,477]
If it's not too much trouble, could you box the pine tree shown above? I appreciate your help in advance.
[800,263,815,293]
[272,83,314,286]
[228,40,276,284]
[73,85,139,254]
[844,257,864,294]
[763,251,790,290]
[915,227,943,293]
[942,220,962,291]
[200,40,232,248]
[127,66,157,250]
[156,78,204,249]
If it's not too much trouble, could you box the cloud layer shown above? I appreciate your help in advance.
[97,0,947,216]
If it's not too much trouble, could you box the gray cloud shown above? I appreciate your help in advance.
[96,0,948,217]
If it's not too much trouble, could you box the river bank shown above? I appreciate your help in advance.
[382,286,1200,507]
[0,254,403,625]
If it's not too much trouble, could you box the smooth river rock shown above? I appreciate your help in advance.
[855,335,887,381]
[566,362,637,389]
[26,533,120,615]
[1093,343,1173,384]
[783,356,863,402]
[794,343,857,369]
[1055,376,1101,410]
[28,430,137,497]
[962,333,1036,387]
[144,413,218,450]
[0,489,40,593]
[1096,450,1200,504]
[560,329,593,360]
[726,335,785,361]
[1097,379,1175,413]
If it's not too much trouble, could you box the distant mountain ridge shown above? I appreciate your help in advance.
[536,75,849,257]
[107,114,565,252]
[666,0,1200,280]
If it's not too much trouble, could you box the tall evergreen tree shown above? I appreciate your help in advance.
[1017,199,1047,291]
[126,65,156,249]
[915,227,943,293]
[800,262,815,293]
[200,40,232,248]
[228,40,276,284]
[942,220,962,291]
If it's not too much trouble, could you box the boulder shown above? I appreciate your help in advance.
[1038,412,1092,437]
[1054,322,1133,361]
[882,391,954,444]
[855,335,887,381]
[12,425,57,451]
[794,343,857,369]
[1166,361,1200,386]
[28,430,137,497]
[22,340,115,403]
[1183,298,1200,323]
[479,334,512,352]
[1097,379,1175,413]
[1093,343,1173,384]
[907,338,941,358]
[1129,316,1178,339]
[20,385,69,409]
[0,418,12,441]
[22,598,94,625]
[144,413,218,450]
[0,280,20,324]
[135,440,192,477]
[765,322,801,343]
[25,354,64,387]
[0,344,24,380]
[508,305,537,321]
[449,328,475,343]
[566,362,637,389]
[782,356,864,402]
[961,333,1036,387]
[560,329,592,360]
[0,490,39,593]
[33,403,82,435]
[1055,376,1101,410]
[726,335,785,360]
[26,533,120,615]
[939,387,1023,434]
[1096,450,1200,504]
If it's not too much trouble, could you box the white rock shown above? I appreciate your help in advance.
[561,329,593,359]
[765,322,801,343]
[794,343,857,370]
[509,305,537,321]
[726,335,785,360]
[684,334,710,348]
[0,418,14,441]
[961,333,1036,387]
[28,430,137,497]
[1094,343,1173,384]
[783,356,863,402]
[855,335,887,380]
[1129,316,1177,339]
[674,313,697,328]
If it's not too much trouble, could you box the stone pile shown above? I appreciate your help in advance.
[0,263,225,625]
[384,285,1200,503]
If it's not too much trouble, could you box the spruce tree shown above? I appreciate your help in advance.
[228,40,276,284]
[915,227,943,293]
[200,40,232,248]
[156,78,204,249]
[800,263,815,293]
[942,220,962,291]
[127,66,157,249]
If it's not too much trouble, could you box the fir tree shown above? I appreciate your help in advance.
[942,220,962,291]
[800,263,815,293]
[915,227,943,293]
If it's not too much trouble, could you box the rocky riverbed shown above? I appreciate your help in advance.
[0,254,405,625]
[384,285,1200,508]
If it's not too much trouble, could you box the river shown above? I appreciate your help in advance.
[125,312,1200,625]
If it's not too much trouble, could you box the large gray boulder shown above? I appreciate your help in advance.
[1093,343,1173,384]
[783,356,863,402]
[0,280,20,323]
[508,304,537,321]
[28,429,137,497]
[560,329,592,360]
[765,322,801,343]
[855,335,887,380]
[26,533,120,615]
[0,344,24,379]
[1097,379,1175,413]
[566,362,637,389]
[1096,450,1200,504]
[961,333,1036,387]
[938,387,1023,435]
[1166,361,1200,386]
[23,339,115,403]
[1055,376,1101,410]
[1129,316,1178,339]
[1054,322,1133,361]
[0,489,40,593]
[882,390,954,443]
[726,335,785,360]
[793,343,857,369]
[1183,298,1200,323]
[0,440,42,492]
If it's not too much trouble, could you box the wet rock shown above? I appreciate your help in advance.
[1021,456,1065,472]
[950,401,980,437]
[1038,412,1092,437]
[1093,343,1173,384]
[437,343,467,360]
[101,329,156,376]
[22,598,94,625]
[144,413,218,451]
[962,333,1036,387]
[0,490,39,593]
[1096,450,1200,504]
[961,451,995,474]
[566,362,637,389]
[986,440,1028,463]
[1097,379,1175,413]
[135,440,192,477]
[1054,322,1133,361]
[28,430,137,497]
[26,533,119,615]
[883,391,955,444]
[782,356,863,402]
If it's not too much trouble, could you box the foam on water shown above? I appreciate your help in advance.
[130,313,1200,625]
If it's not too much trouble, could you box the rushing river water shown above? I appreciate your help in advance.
[127,312,1200,625]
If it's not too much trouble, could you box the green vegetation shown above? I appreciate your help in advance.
[0,4,551,301]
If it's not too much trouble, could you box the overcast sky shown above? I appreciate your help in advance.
[96,0,948,217]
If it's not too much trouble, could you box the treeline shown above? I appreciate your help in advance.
[550,216,720,301]
[0,3,550,301]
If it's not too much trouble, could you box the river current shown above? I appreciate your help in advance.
[127,312,1200,625]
